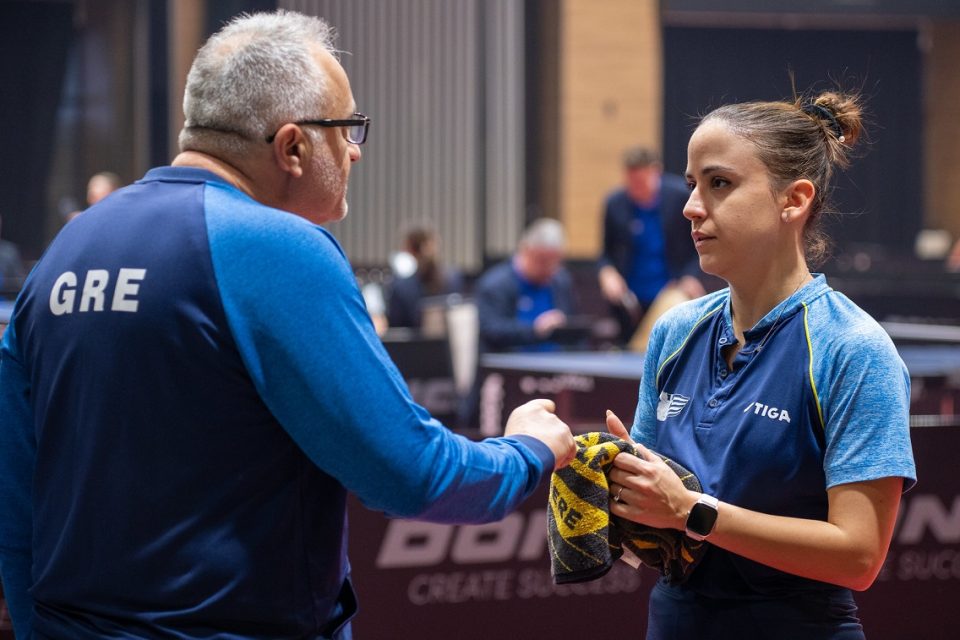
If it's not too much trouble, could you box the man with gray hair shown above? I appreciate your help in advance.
[0,11,574,639]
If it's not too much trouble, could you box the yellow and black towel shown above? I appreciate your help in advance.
[548,431,708,585]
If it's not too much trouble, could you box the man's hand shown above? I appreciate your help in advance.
[504,399,576,470]
[532,309,567,338]
[598,265,628,304]
[605,409,635,444]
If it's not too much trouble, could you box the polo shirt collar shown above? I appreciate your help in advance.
[720,274,831,347]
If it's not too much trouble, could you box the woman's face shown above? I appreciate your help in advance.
[682,119,792,282]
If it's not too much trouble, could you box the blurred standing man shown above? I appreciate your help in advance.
[597,146,713,345]
[0,11,574,640]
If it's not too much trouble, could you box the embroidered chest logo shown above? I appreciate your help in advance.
[743,401,792,423]
[657,392,690,421]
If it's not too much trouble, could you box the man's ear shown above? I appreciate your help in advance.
[781,178,815,223]
[270,124,308,178]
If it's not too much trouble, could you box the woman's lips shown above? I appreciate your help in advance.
[691,231,715,249]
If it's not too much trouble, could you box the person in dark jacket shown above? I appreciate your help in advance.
[598,146,717,344]
[456,218,578,429]
[475,217,577,354]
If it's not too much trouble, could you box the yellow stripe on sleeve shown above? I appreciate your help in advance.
[802,302,826,431]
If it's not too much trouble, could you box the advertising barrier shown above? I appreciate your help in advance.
[1,350,956,639]
[348,425,959,640]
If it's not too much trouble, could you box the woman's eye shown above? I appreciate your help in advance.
[686,181,696,191]
[711,176,729,188]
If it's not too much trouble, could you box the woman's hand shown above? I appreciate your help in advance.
[604,410,697,530]
[604,409,634,443]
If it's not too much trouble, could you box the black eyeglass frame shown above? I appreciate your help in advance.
[265,113,370,145]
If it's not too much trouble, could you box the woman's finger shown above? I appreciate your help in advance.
[605,410,635,444]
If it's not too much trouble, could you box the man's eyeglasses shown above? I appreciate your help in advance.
[266,113,370,145]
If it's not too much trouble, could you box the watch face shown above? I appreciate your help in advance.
[687,501,718,536]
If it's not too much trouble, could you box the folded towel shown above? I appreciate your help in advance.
[548,431,708,585]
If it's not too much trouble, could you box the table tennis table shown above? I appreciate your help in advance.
[478,339,960,432]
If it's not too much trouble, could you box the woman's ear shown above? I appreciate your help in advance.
[781,179,815,223]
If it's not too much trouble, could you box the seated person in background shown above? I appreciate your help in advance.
[0,214,26,298]
[87,171,123,206]
[597,146,716,346]
[475,217,576,353]
[387,222,464,330]
[66,171,124,222]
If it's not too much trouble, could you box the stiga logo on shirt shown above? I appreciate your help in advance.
[743,401,792,423]
[656,392,690,421]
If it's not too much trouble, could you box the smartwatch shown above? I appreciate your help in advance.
[685,493,719,541]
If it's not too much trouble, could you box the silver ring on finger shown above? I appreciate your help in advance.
[614,485,625,503]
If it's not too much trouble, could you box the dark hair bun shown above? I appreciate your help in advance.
[807,91,864,167]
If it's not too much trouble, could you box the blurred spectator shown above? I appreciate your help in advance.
[597,146,715,345]
[387,223,464,330]
[457,218,579,430]
[66,171,123,222]
[475,217,576,354]
[87,171,123,205]
[359,276,389,336]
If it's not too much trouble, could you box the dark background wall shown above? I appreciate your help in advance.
[663,27,923,254]
[0,0,956,277]
[0,2,73,258]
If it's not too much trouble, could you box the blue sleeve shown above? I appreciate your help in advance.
[809,308,916,490]
[630,296,725,449]
[0,321,36,639]
[631,315,664,449]
[204,186,553,523]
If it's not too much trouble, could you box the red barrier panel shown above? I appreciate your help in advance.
[348,424,960,640]
[347,483,655,639]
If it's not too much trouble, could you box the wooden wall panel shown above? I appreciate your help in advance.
[924,21,960,238]
[557,0,663,258]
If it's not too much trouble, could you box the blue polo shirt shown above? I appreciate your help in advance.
[632,275,915,602]
[626,201,670,305]
[513,266,558,353]
[0,167,554,640]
